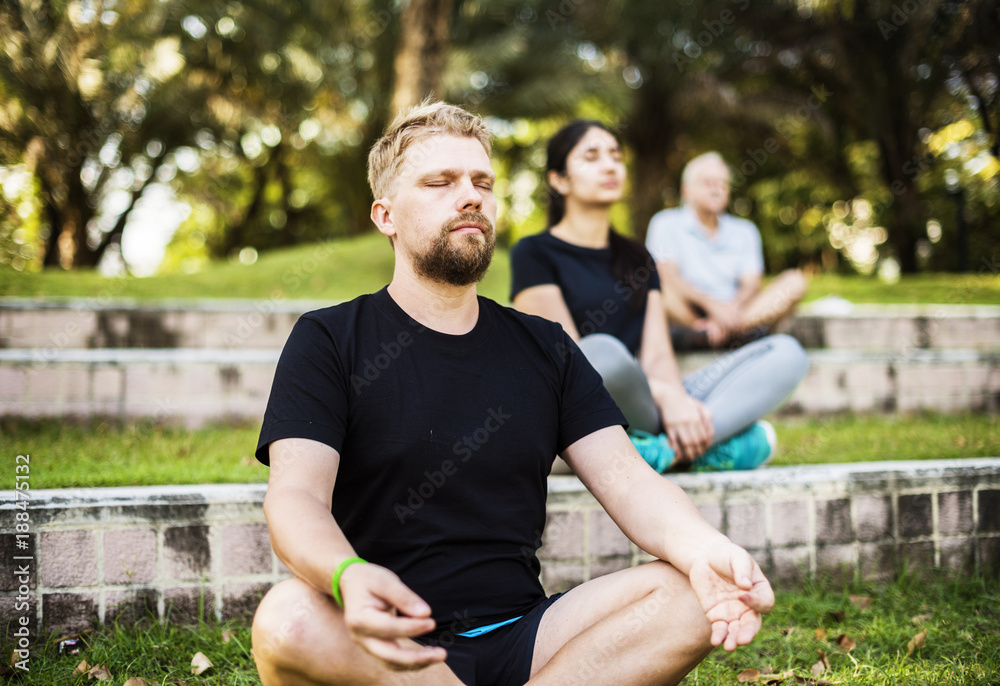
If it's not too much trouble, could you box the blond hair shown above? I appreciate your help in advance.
[367,101,493,200]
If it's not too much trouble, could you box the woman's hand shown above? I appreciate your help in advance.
[652,382,714,463]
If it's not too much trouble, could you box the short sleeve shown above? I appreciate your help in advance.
[553,330,627,451]
[510,236,559,300]
[255,316,350,464]
[742,223,765,276]
[645,212,678,264]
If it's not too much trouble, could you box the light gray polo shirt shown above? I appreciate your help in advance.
[645,206,764,303]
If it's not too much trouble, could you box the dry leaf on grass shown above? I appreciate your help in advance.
[849,595,873,610]
[191,651,213,675]
[123,679,149,686]
[87,663,112,681]
[837,633,857,651]
[221,629,234,644]
[813,628,828,640]
[73,660,90,675]
[738,667,761,682]
[907,629,927,656]
[811,651,830,677]
[911,613,933,624]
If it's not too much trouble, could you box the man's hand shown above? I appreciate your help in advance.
[339,562,447,670]
[654,383,714,463]
[688,541,774,652]
[697,300,744,346]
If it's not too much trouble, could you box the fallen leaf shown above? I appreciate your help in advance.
[221,629,234,644]
[907,629,927,656]
[837,633,857,651]
[955,435,966,447]
[737,668,761,682]
[811,660,826,677]
[826,610,846,623]
[849,595,873,610]
[911,613,933,624]
[88,663,112,681]
[73,660,91,675]
[124,679,149,686]
[191,652,213,675]
[813,627,828,640]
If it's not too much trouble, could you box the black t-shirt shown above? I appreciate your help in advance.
[509,231,661,356]
[256,287,625,634]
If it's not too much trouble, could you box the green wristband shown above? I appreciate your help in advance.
[331,556,367,607]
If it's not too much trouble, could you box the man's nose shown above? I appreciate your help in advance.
[456,177,482,211]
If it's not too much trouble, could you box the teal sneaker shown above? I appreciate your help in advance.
[691,420,776,473]
[628,430,676,473]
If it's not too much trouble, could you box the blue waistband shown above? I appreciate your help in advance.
[456,615,524,638]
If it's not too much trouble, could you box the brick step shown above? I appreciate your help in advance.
[3,298,999,351]
[3,460,999,633]
[1,347,996,425]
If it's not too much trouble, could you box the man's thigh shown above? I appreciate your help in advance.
[252,578,465,686]
[529,561,695,676]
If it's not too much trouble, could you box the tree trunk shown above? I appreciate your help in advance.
[623,76,678,243]
[390,0,454,115]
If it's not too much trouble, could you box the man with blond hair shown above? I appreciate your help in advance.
[647,152,807,349]
[251,102,773,686]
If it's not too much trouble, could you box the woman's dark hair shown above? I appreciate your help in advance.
[546,120,653,311]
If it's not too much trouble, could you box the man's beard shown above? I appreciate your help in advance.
[412,211,496,287]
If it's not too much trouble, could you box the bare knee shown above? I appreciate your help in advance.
[778,269,807,304]
[640,562,714,652]
[252,578,352,679]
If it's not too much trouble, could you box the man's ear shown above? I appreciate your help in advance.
[370,198,395,238]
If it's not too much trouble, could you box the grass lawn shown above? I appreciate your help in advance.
[4,574,998,685]
[1,413,996,489]
[2,232,998,305]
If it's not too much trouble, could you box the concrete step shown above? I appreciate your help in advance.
[3,298,1000,351]
[1,347,996,425]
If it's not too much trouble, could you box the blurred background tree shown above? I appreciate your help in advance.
[1,0,996,277]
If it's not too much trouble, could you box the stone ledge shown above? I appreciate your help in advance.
[3,459,999,635]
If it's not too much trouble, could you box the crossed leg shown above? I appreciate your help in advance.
[251,577,465,686]
[529,560,714,685]
[252,560,713,686]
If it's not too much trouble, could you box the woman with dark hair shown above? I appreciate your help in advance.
[510,120,809,472]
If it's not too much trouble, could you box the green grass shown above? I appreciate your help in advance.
[1,232,997,305]
[1,413,996,489]
[688,573,1000,685]
[2,619,259,685]
[3,575,998,685]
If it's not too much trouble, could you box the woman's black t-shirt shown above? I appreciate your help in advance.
[256,287,624,635]
[509,231,661,356]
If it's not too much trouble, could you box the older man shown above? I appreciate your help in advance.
[250,104,773,686]
[646,152,807,349]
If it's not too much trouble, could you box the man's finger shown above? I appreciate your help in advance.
[350,608,436,639]
[359,636,447,669]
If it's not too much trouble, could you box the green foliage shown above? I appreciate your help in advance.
[0,0,997,276]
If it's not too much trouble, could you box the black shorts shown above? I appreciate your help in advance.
[414,594,564,686]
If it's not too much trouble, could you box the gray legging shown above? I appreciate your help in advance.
[578,333,809,441]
